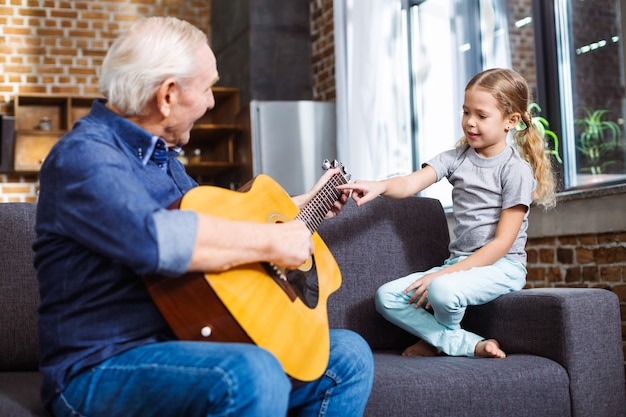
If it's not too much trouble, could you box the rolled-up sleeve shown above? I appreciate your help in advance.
[152,208,198,276]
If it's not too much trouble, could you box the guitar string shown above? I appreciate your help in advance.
[297,173,348,233]
[302,175,344,225]
[268,174,346,282]
[299,178,341,231]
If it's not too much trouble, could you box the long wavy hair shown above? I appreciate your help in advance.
[461,68,556,209]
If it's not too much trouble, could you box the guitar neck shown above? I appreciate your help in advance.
[297,172,348,234]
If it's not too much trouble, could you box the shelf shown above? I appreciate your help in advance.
[183,87,252,187]
[191,124,242,143]
[10,90,252,187]
[12,94,101,172]
[193,123,241,131]
[14,133,59,172]
[184,162,243,175]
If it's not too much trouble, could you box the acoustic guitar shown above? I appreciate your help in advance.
[143,160,350,382]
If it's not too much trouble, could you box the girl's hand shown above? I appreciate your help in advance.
[404,272,439,309]
[336,166,438,206]
[337,180,385,206]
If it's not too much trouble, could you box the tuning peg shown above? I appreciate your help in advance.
[322,159,344,170]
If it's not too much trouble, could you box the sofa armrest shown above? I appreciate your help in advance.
[463,288,625,417]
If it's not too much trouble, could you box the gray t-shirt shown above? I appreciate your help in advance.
[425,144,536,264]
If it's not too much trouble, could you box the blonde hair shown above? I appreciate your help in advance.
[99,17,209,116]
[462,68,556,209]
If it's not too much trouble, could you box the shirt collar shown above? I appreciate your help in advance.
[142,135,165,166]
[91,99,180,165]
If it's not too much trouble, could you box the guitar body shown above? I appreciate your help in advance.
[144,174,342,382]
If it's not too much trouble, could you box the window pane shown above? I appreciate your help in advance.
[560,0,626,188]
[409,1,465,207]
[409,0,512,206]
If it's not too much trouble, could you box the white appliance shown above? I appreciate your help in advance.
[250,100,337,196]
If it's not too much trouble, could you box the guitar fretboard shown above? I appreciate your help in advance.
[297,172,348,234]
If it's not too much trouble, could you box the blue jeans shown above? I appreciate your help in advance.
[376,256,526,356]
[50,329,373,417]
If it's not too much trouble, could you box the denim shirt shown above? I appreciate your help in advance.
[33,99,200,407]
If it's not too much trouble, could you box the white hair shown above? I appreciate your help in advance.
[99,17,208,116]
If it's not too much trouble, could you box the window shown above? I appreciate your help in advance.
[407,0,511,206]
[407,0,626,204]
[548,0,626,189]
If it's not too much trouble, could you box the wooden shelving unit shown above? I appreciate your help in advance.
[183,87,252,188]
[13,94,95,172]
[11,89,252,188]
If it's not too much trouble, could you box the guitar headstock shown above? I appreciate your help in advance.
[322,159,351,183]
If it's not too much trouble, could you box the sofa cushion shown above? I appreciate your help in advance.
[0,372,48,417]
[0,203,40,371]
[318,197,450,350]
[463,288,626,417]
[365,353,570,417]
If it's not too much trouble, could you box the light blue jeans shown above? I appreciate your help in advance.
[50,329,373,417]
[375,256,526,356]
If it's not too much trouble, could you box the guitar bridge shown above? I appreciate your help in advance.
[262,261,320,309]
[269,263,288,281]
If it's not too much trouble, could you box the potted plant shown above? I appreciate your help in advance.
[574,107,623,174]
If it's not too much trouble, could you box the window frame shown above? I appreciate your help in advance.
[532,0,626,191]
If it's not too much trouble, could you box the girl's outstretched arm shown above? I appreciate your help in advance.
[338,165,438,206]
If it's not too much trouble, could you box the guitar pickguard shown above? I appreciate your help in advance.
[262,257,320,309]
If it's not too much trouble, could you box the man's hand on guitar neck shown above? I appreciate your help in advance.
[291,168,349,219]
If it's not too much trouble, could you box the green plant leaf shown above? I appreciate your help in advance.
[521,102,562,164]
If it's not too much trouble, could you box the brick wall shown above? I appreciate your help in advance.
[0,174,38,202]
[506,0,536,96]
[0,0,210,113]
[526,233,626,287]
[309,0,335,101]
[0,0,210,202]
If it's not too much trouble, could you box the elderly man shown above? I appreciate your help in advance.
[34,16,373,417]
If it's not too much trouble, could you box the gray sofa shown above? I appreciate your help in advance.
[1,198,625,417]
[317,197,625,417]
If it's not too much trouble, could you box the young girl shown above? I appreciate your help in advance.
[338,68,556,358]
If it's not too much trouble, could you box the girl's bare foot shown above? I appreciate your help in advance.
[402,340,441,357]
[474,339,506,358]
